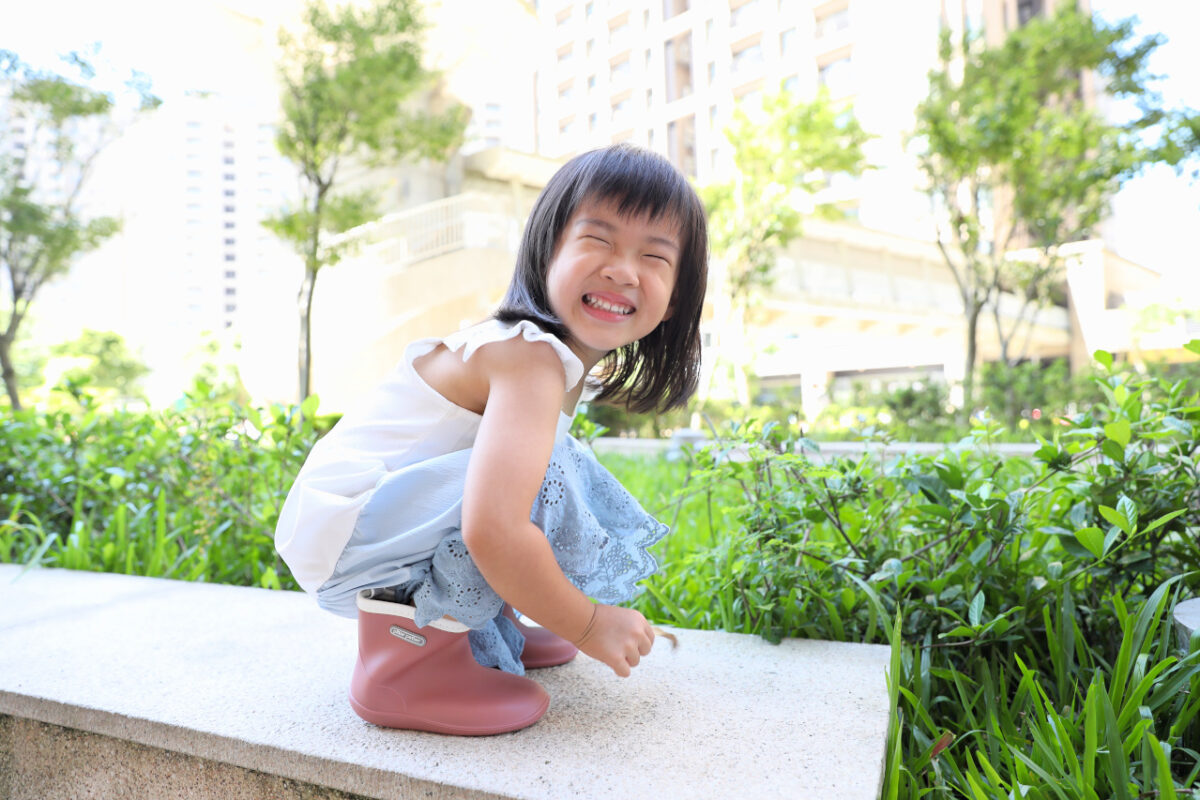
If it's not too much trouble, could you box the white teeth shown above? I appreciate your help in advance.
[584,294,632,315]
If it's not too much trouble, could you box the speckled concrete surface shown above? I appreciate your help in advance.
[0,564,891,800]
[0,715,381,800]
[1178,598,1200,649]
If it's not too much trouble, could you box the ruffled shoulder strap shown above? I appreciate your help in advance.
[442,319,584,392]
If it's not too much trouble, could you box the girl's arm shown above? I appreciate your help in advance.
[460,338,654,677]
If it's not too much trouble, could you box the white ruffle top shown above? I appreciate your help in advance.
[274,319,586,594]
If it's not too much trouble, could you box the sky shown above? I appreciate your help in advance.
[1,0,1197,283]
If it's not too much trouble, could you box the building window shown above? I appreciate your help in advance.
[224,238,236,246]
[609,16,632,50]
[224,254,236,262]
[729,0,763,29]
[731,41,764,75]
[224,304,236,313]
[736,87,763,110]
[780,27,797,57]
[557,45,574,67]
[666,115,696,176]
[223,173,235,181]
[558,82,575,103]
[610,57,631,82]
[585,1,594,20]
[663,0,690,19]
[224,205,236,213]
[223,156,234,165]
[224,287,236,296]
[589,112,598,130]
[815,7,850,39]
[1017,0,1043,25]
[224,221,235,229]
[588,74,597,90]
[223,189,235,197]
[664,31,693,102]
[818,55,854,96]
[224,270,236,279]
[612,97,633,125]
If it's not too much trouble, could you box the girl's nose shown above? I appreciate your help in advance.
[601,256,639,286]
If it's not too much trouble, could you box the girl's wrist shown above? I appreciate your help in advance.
[572,604,599,646]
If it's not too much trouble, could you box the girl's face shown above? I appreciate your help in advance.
[545,198,680,368]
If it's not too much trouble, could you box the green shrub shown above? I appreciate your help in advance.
[0,386,319,588]
[631,356,1200,796]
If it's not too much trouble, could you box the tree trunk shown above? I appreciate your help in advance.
[297,266,317,404]
[0,337,22,410]
[961,302,981,426]
[298,187,326,405]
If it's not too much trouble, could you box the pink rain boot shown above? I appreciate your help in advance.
[349,590,549,735]
[503,604,579,669]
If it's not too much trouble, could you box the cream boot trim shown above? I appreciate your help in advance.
[355,589,470,633]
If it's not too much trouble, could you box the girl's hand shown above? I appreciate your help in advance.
[574,604,655,677]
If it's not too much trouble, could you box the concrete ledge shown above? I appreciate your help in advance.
[0,565,891,799]
[1178,598,1200,650]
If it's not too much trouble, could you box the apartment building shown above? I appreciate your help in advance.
[532,0,956,239]
[530,0,1087,241]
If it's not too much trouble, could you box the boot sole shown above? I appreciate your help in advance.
[522,652,578,669]
[348,692,550,736]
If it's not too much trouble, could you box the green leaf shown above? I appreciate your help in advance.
[1103,418,1131,447]
[1097,506,1131,536]
[968,591,985,627]
[1100,438,1125,463]
[1183,338,1200,356]
[300,393,320,419]
[1074,526,1105,559]
[1094,349,1114,370]
[1142,508,1185,534]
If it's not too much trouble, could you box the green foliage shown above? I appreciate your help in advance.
[0,389,318,589]
[47,329,149,403]
[0,48,154,410]
[268,0,469,402]
[702,86,872,308]
[624,360,1200,796]
[6,353,1199,795]
[913,7,1178,407]
[699,85,870,406]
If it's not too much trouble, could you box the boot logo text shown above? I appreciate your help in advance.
[389,625,426,646]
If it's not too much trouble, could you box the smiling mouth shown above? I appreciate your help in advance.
[583,294,634,315]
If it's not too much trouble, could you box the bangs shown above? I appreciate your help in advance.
[566,146,696,232]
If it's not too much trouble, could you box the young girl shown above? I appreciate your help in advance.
[275,144,708,736]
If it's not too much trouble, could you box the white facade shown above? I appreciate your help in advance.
[531,0,945,239]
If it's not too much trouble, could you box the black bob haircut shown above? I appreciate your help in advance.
[495,144,708,414]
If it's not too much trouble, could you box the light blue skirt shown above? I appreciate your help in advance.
[315,434,668,674]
